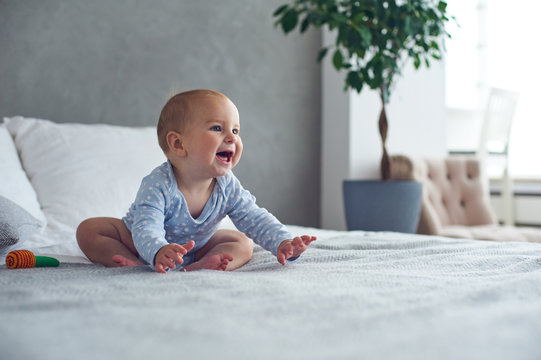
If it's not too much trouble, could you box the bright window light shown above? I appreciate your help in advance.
[445,0,541,178]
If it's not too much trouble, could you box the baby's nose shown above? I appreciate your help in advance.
[225,132,236,142]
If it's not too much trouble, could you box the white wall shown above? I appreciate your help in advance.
[321,30,448,230]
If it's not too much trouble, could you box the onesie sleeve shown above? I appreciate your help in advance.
[224,174,293,256]
[129,175,170,267]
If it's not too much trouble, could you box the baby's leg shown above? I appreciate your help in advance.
[184,230,253,271]
[76,217,142,267]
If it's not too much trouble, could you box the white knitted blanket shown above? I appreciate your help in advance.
[1,228,541,360]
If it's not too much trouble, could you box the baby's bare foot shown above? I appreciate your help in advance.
[112,255,139,267]
[183,254,233,272]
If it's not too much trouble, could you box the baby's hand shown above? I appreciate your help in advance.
[277,235,316,265]
[154,241,195,274]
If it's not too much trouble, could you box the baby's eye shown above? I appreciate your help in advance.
[210,125,222,132]
[232,129,239,135]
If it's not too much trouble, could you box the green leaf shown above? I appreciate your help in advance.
[353,13,365,24]
[281,9,299,33]
[273,4,289,17]
[404,16,412,33]
[330,13,348,25]
[317,47,329,62]
[413,55,421,69]
[300,15,312,33]
[346,71,363,93]
[332,49,344,70]
[357,26,372,47]
[438,1,448,12]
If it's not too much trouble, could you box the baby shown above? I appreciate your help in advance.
[76,89,316,273]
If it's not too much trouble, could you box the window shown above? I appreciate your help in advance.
[445,0,541,178]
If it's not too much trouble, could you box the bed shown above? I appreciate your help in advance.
[1,116,541,360]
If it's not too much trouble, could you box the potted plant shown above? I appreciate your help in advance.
[274,0,452,232]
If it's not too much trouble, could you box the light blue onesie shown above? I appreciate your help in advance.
[122,161,293,269]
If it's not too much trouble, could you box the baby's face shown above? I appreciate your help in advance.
[181,95,243,178]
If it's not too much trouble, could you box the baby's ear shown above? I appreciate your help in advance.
[166,131,186,156]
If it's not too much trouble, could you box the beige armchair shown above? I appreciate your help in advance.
[390,155,541,242]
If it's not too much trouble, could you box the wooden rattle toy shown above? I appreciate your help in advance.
[6,250,59,269]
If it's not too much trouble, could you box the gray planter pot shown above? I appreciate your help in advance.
[343,180,423,233]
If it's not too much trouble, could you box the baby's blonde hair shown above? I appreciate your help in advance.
[157,89,229,153]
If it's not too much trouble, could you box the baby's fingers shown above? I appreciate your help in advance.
[291,236,312,250]
[277,243,293,266]
[290,237,303,249]
[300,235,317,246]
[161,252,178,270]
[277,252,287,266]
[166,241,194,264]
[181,240,195,253]
[169,241,194,256]
[155,263,168,274]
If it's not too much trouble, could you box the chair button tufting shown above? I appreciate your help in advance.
[460,200,466,207]
[447,174,451,180]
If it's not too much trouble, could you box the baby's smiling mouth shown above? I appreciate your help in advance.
[216,151,233,163]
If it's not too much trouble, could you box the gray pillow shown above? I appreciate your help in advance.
[0,196,41,254]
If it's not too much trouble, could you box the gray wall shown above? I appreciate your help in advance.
[0,0,322,227]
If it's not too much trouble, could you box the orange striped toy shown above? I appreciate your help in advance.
[6,250,59,269]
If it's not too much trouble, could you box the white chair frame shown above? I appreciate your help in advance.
[477,87,519,226]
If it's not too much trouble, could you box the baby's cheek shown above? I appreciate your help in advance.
[234,144,243,165]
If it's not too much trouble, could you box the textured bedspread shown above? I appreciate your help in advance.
[1,228,541,360]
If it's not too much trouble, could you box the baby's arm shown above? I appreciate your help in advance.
[276,235,316,265]
[224,173,316,264]
[154,241,195,274]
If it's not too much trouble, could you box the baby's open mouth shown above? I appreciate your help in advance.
[216,151,233,163]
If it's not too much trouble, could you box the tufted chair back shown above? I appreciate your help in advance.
[390,155,498,235]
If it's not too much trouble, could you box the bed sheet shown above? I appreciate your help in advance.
[1,227,541,360]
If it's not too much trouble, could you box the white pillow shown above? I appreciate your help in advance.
[0,122,46,225]
[0,195,42,255]
[4,116,166,232]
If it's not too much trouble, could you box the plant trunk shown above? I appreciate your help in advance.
[378,92,390,180]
